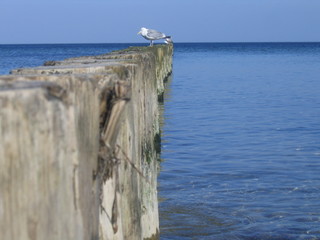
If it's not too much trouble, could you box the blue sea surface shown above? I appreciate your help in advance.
[0,43,319,239]
[159,43,320,240]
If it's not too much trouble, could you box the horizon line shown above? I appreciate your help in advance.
[1,41,320,45]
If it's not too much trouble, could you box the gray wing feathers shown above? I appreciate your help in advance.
[146,29,166,39]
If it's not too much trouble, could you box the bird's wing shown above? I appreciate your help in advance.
[146,29,166,39]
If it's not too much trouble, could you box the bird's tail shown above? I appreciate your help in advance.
[164,37,173,44]
[165,36,171,39]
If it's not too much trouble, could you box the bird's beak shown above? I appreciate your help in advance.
[137,31,141,35]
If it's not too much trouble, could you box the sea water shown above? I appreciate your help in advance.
[1,43,320,239]
[159,43,320,240]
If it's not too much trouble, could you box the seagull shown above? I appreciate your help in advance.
[137,27,172,46]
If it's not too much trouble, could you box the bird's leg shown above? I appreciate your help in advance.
[150,40,153,46]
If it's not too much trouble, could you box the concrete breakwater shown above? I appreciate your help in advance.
[0,45,173,240]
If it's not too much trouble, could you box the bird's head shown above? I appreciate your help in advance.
[137,27,147,35]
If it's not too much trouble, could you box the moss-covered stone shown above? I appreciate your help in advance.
[143,142,153,164]
[143,229,160,240]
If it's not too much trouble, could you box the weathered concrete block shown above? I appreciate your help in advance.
[0,44,173,240]
[0,81,95,240]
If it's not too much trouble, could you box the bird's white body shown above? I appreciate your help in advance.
[138,27,171,46]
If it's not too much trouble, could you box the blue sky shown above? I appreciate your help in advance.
[1,0,319,44]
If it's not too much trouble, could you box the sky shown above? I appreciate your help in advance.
[0,0,319,44]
